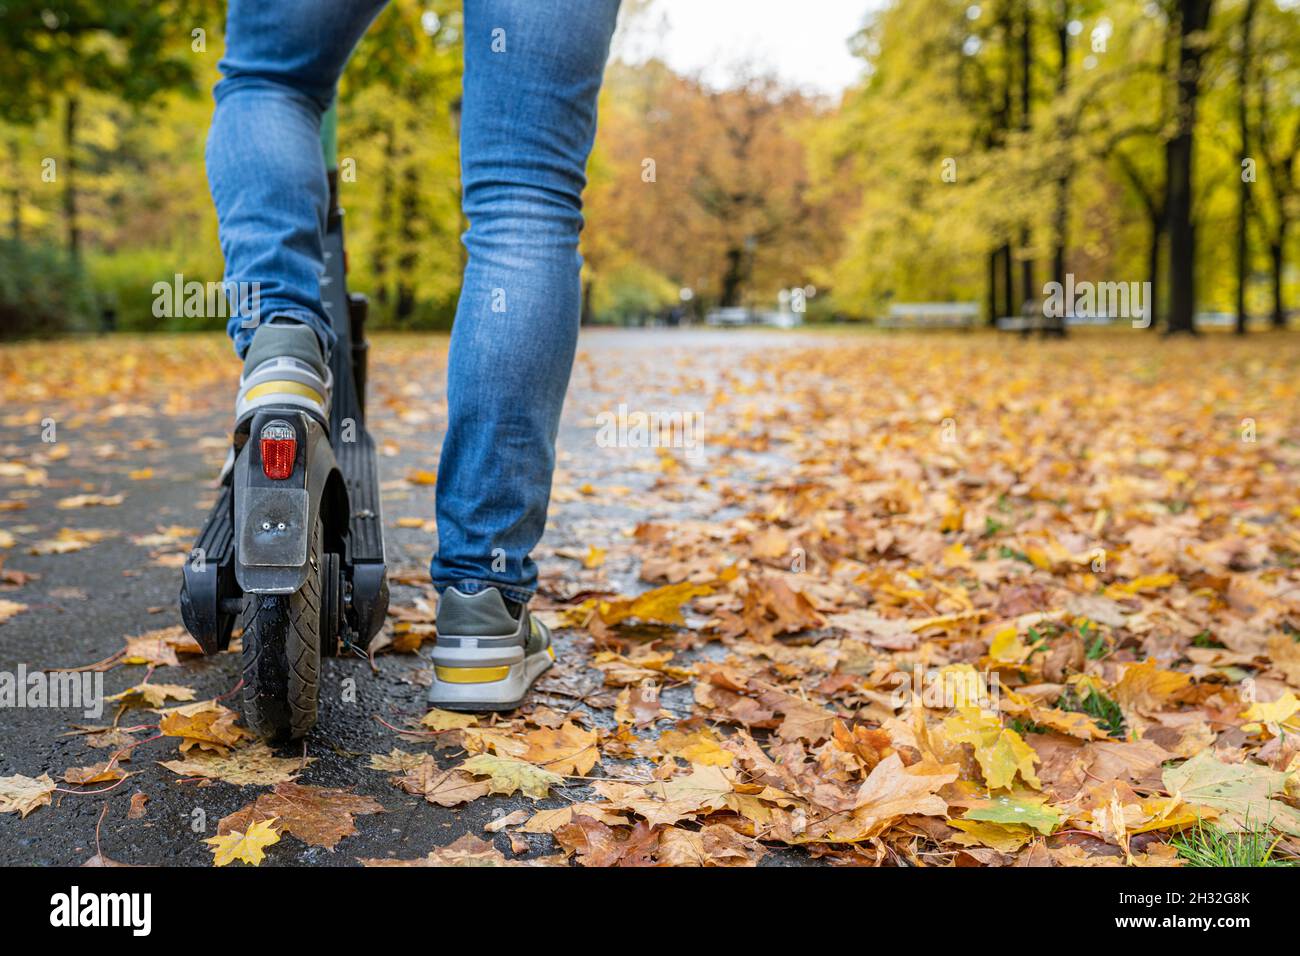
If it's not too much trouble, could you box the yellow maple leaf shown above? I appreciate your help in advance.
[520,722,599,776]
[206,818,281,866]
[1112,659,1192,715]
[944,707,1041,790]
[1241,692,1300,735]
[460,754,563,799]
[597,580,714,626]
[658,727,735,766]
[420,708,479,731]
[988,626,1035,664]
[948,819,1035,853]
[941,541,971,568]
[1105,573,1178,597]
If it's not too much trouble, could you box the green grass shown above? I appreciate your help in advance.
[1172,819,1294,867]
[1056,685,1126,737]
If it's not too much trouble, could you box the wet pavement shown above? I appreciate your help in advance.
[0,328,816,866]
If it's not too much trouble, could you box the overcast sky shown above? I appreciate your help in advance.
[612,0,885,98]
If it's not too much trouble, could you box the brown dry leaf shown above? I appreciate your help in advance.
[1112,659,1194,716]
[64,725,141,751]
[107,681,196,709]
[158,700,252,754]
[159,742,311,786]
[554,816,654,867]
[0,598,27,623]
[615,682,669,727]
[594,763,734,828]
[360,833,514,867]
[805,754,957,843]
[0,773,56,817]
[520,804,630,833]
[758,686,836,742]
[28,528,111,555]
[393,757,492,807]
[56,493,125,509]
[520,721,599,775]
[120,625,202,667]
[127,792,149,819]
[369,748,428,772]
[61,761,128,785]
[217,783,384,851]
[484,809,531,833]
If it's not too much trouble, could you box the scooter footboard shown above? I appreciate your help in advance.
[179,482,240,655]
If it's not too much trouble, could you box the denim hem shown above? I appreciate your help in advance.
[433,577,535,606]
[230,307,332,358]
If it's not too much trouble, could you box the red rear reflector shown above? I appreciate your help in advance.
[260,438,297,479]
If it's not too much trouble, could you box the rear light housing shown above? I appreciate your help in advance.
[259,420,298,480]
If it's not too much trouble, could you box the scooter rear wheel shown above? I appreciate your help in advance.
[238,518,323,741]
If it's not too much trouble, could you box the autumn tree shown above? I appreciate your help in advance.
[0,0,219,259]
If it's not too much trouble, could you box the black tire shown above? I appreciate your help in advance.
[239,518,323,741]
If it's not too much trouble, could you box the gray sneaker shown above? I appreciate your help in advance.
[427,587,555,711]
[235,319,332,430]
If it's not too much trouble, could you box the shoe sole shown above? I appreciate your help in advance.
[427,647,555,712]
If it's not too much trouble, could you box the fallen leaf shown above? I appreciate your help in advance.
[0,773,56,817]
[460,754,564,799]
[218,783,383,851]
[1163,751,1300,837]
[206,818,281,866]
[160,742,311,786]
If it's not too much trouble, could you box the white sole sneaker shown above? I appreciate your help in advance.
[427,645,555,712]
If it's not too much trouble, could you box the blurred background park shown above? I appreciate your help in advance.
[0,0,1298,337]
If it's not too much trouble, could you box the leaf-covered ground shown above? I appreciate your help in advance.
[1,329,1298,866]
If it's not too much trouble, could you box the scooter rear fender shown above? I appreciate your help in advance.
[234,409,338,595]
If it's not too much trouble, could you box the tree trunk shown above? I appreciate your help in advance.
[395,171,418,323]
[720,246,744,307]
[1165,0,1214,335]
[1147,217,1163,331]
[982,251,993,325]
[1235,0,1256,335]
[64,95,79,260]
[372,122,394,309]
[581,277,595,326]
[1001,242,1014,317]
[1270,230,1287,328]
[1018,1,1036,320]
[1019,236,1035,317]
[1046,0,1070,338]
[395,117,419,323]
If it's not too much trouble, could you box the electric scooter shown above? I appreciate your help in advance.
[180,102,389,741]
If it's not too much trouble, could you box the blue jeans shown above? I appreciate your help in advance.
[207,0,620,603]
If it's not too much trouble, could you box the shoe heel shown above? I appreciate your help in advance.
[427,649,554,713]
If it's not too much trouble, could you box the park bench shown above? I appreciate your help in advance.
[879,302,979,329]
[996,311,1121,331]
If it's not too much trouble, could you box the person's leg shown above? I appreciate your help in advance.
[206,0,388,358]
[430,0,622,603]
